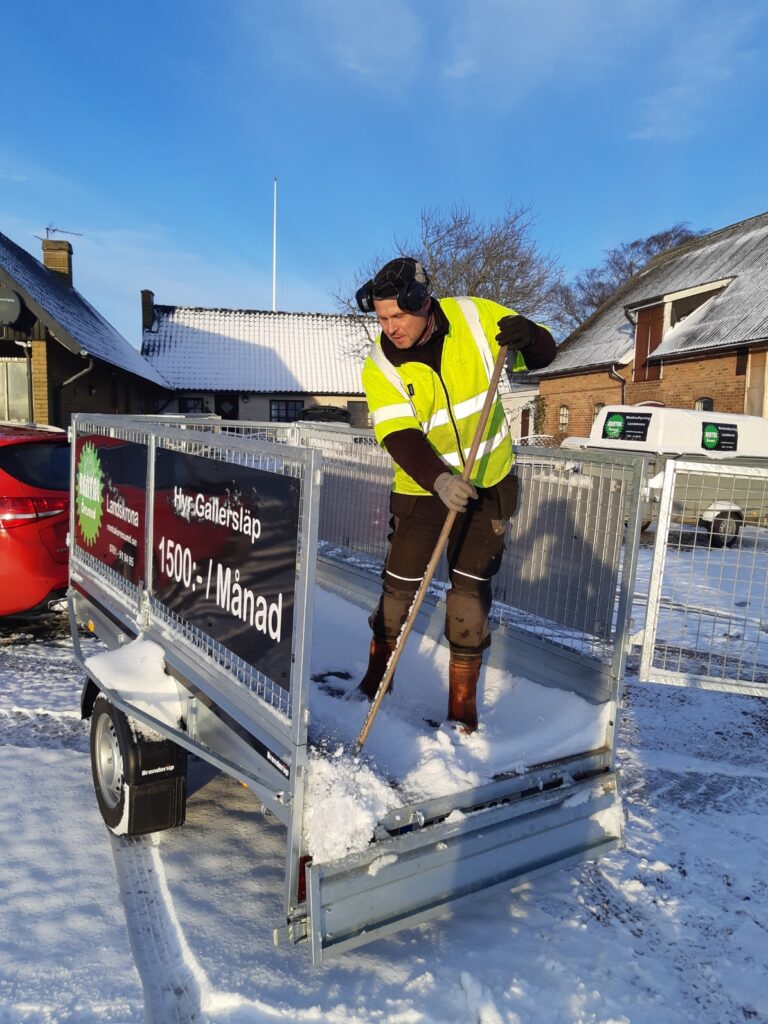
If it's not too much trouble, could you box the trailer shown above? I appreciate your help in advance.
[68,413,648,963]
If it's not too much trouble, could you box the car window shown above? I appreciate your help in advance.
[0,441,70,491]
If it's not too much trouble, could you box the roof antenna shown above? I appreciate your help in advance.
[36,225,84,241]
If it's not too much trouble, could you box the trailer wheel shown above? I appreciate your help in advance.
[90,696,131,833]
[89,694,187,837]
[707,512,741,548]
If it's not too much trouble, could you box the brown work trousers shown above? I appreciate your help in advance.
[369,480,515,656]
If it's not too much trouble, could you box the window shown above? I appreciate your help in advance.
[271,399,304,422]
[179,397,208,414]
[0,358,30,420]
[558,405,570,433]
[593,402,605,422]
[694,397,714,411]
[0,441,70,491]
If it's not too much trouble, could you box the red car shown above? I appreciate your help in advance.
[0,423,70,617]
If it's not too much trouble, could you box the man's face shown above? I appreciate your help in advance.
[373,296,430,350]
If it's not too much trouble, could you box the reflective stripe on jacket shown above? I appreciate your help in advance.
[362,296,525,496]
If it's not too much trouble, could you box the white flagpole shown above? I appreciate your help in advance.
[272,177,277,312]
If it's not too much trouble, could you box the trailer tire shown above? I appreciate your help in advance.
[707,512,741,548]
[89,695,187,837]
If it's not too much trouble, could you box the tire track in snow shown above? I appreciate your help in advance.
[460,971,505,1024]
[110,833,211,1024]
[0,706,89,751]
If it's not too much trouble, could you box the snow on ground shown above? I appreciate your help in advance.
[1,557,768,1022]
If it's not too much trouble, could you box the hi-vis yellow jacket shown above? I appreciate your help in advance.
[362,296,527,496]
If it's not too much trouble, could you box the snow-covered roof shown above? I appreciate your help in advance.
[0,230,167,386]
[141,305,370,394]
[537,211,768,377]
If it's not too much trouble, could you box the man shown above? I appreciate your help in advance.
[355,256,556,732]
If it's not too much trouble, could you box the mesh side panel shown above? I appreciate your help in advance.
[642,464,768,692]
[148,595,293,717]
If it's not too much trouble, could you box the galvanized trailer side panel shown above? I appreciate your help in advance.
[305,774,621,962]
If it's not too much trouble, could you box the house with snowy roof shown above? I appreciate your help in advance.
[139,292,370,425]
[0,232,168,425]
[532,211,768,442]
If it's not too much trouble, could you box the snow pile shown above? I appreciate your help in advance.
[85,636,184,732]
[302,590,614,862]
[302,746,401,862]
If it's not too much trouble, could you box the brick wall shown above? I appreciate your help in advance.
[626,351,746,410]
[539,350,753,441]
[31,339,50,424]
[537,370,624,441]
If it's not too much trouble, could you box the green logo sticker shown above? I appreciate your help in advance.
[76,442,103,544]
[604,413,625,439]
[702,424,720,450]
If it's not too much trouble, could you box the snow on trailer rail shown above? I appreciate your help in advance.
[68,414,647,963]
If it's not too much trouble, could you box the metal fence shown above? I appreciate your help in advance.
[639,459,768,697]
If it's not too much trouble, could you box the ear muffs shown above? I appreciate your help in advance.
[355,280,375,313]
[355,260,430,314]
[397,262,430,312]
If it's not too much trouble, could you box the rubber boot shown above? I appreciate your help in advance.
[447,654,482,733]
[357,637,397,701]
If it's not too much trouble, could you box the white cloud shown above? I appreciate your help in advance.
[314,0,424,84]
[0,170,28,184]
[239,0,425,92]
[629,10,759,141]
[441,0,668,103]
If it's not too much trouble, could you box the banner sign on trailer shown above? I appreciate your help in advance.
[74,436,148,585]
[151,448,300,689]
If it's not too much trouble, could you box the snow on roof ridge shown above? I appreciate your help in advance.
[155,303,367,321]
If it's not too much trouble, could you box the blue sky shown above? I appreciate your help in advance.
[2,0,767,345]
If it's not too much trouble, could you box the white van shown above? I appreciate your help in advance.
[562,405,768,546]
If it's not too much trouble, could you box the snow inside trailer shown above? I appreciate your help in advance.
[67,415,645,963]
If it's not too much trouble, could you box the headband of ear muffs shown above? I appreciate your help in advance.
[355,259,431,313]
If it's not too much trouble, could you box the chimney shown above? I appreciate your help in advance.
[42,239,73,286]
[141,289,155,331]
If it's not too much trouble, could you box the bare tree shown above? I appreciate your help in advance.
[554,222,705,336]
[334,202,564,360]
[412,203,563,323]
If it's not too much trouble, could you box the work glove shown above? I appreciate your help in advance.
[495,314,537,351]
[434,472,478,512]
